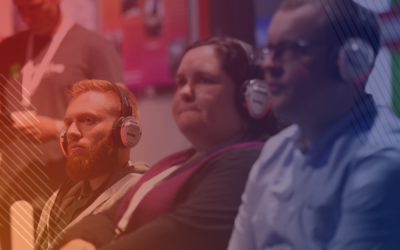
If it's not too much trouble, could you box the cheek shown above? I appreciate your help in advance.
[84,125,112,147]
[171,93,179,118]
[195,90,215,110]
[194,86,230,117]
[283,64,315,96]
[199,87,239,124]
[289,63,312,80]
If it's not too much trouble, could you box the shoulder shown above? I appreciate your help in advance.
[194,142,265,181]
[210,143,264,167]
[257,124,298,163]
[43,190,59,211]
[0,31,29,49]
[111,161,149,183]
[342,148,400,214]
[262,124,298,153]
[371,106,400,144]
[0,31,29,73]
[94,177,140,213]
[132,161,151,174]
[351,147,400,186]
[36,190,59,235]
[67,25,114,50]
[353,106,400,162]
[241,125,299,187]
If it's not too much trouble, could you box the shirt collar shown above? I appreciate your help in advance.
[79,181,92,199]
[79,160,133,199]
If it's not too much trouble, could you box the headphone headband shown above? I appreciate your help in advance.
[231,38,270,120]
[326,1,380,84]
[113,84,133,117]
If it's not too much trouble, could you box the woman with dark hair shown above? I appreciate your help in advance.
[55,37,283,250]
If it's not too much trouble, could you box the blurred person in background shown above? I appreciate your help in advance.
[228,0,400,249]
[51,37,284,250]
[34,80,149,250]
[143,0,164,37]
[0,0,123,249]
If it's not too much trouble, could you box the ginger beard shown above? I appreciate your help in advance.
[66,132,117,181]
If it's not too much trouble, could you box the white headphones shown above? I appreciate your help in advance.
[332,2,379,84]
[234,39,271,120]
[337,37,375,84]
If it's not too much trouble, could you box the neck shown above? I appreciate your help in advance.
[89,172,112,191]
[50,12,63,37]
[88,152,130,190]
[36,12,68,38]
[296,88,367,144]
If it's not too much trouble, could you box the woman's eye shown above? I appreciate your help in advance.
[198,77,211,84]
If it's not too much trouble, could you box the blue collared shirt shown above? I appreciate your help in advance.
[228,95,400,250]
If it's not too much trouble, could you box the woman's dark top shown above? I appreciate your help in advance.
[55,144,263,250]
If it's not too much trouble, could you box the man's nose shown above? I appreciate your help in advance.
[66,122,81,141]
[262,54,284,80]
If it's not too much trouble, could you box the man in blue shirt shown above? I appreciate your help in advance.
[228,0,400,249]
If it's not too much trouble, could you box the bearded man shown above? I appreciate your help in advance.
[34,79,149,250]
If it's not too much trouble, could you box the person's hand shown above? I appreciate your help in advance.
[59,239,96,250]
[11,112,62,142]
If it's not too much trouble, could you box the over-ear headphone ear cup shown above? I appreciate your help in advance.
[337,37,375,84]
[243,79,270,119]
[112,116,142,148]
[60,128,68,157]
[112,117,125,148]
[119,116,142,148]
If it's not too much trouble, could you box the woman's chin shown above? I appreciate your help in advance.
[177,121,206,137]
[175,114,203,130]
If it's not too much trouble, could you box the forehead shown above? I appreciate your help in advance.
[178,46,222,74]
[268,3,326,42]
[66,91,111,117]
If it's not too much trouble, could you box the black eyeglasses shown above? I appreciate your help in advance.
[258,40,329,62]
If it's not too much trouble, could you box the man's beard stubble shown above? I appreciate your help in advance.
[66,133,118,181]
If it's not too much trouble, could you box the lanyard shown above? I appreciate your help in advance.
[61,161,136,232]
[115,165,179,236]
[21,15,73,107]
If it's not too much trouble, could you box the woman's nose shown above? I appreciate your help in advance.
[179,82,195,102]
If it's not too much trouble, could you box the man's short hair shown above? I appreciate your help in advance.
[70,79,140,120]
[280,0,381,56]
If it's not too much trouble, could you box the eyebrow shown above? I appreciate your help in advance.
[64,112,100,124]
[176,71,217,78]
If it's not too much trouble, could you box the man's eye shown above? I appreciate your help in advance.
[83,117,93,123]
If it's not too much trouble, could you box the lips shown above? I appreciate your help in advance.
[178,106,200,115]
[69,144,86,153]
